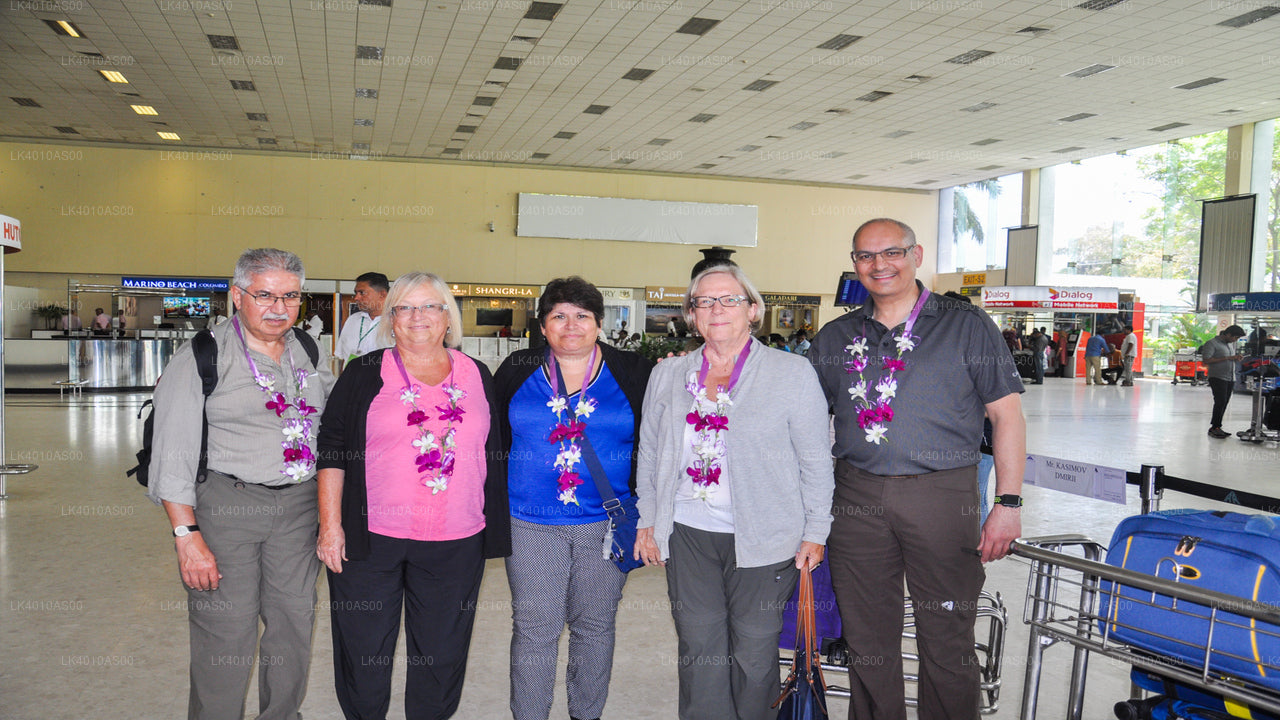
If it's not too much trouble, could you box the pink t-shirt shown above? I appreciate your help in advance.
[366,349,489,541]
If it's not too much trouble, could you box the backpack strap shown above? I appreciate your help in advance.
[190,330,218,484]
[291,326,321,369]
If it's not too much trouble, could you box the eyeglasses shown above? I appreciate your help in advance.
[852,244,916,265]
[240,288,302,307]
[391,303,449,316]
[690,295,750,309]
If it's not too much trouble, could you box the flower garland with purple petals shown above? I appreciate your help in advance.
[233,318,318,482]
[546,345,598,505]
[845,289,930,445]
[393,348,465,494]
[683,342,751,501]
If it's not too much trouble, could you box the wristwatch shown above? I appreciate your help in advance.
[993,494,1023,508]
[173,524,201,538]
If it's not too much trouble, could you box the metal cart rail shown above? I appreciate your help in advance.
[779,590,1008,714]
[1012,534,1280,720]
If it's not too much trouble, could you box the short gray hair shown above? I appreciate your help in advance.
[233,248,305,289]
[683,264,766,334]
[379,272,464,349]
[851,218,916,250]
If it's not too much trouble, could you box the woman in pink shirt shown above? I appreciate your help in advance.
[316,272,510,720]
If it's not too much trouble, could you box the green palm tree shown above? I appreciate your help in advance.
[953,179,1002,244]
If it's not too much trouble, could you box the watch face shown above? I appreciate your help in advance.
[174,526,191,537]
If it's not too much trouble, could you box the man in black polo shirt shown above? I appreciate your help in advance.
[809,218,1026,720]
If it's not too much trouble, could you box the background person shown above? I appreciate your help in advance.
[809,218,1025,720]
[1199,324,1247,439]
[495,276,652,720]
[316,271,510,720]
[1120,324,1138,386]
[1084,333,1112,385]
[92,307,111,332]
[634,264,833,720]
[334,271,391,367]
[148,248,332,720]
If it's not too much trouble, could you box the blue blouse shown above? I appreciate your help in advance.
[508,362,635,525]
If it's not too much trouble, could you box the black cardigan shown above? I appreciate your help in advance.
[493,341,652,491]
[316,348,512,561]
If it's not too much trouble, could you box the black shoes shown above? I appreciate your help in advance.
[1208,427,1230,439]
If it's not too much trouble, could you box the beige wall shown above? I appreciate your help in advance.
[1,141,938,315]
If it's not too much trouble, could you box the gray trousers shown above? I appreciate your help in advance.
[188,472,320,720]
[666,523,799,720]
[506,518,627,720]
[827,462,984,720]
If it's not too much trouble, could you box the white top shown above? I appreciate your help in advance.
[1121,332,1138,358]
[671,395,735,534]
[334,311,389,360]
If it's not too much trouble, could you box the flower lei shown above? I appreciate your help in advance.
[393,348,465,494]
[546,345,598,505]
[845,288,930,445]
[233,318,319,482]
[683,341,751,501]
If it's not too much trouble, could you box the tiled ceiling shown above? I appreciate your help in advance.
[2,0,1279,189]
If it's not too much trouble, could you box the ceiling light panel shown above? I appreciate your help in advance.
[816,34,862,51]
[131,105,158,115]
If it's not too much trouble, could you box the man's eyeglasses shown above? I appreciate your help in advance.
[240,289,302,307]
[690,295,750,309]
[852,244,916,265]
[391,303,449,316]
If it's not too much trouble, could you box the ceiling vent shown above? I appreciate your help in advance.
[816,34,862,50]
[977,164,1003,170]
[649,138,672,145]
[790,121,817,130]
[258,138,277,145]
[884,130,913,138]
[1218,6,1280,27]
[554,131,576,139]
[356,46,384,61]
[11,97,41,107]
[1150,122,1190,131]
[473,96,496,106]
[856,91,892,102]
[230,80,256,91]
[1175,77,1226,90]
[354,118,374,126]
[207,35,240,50]
[1064,64,1115,78]
[53,126,78,133]
[524,2,563,21]
[971,138,1001,145]
[821,151,847,158]
[689,113,717,123]
[493,57,522,70]
[676,17,721,35]
[737,144,761,152]
[584,104,610,114]
[531,152,550,159]
[1053,146,1086,153]
[623,68,655,81]
[359,0,392,6]
[1076,0,1128,9]
[946,50,995,65]
[356,88,379,98]
[744,79,779,91]
[246,112,269,121]
[696,163,716,169]
[456,125,477,133]
[961,102,997,112]
[1058,112,1097,122]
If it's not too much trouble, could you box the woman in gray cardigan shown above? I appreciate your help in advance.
[633,264,834,720]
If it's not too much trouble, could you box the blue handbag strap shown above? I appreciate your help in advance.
[549,352,625,517]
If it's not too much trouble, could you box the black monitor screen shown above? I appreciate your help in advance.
[163,296,211,318]
[476,308,513,326]
[834,273,869,307]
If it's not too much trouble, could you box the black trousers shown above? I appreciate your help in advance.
[1209,377,1234,429]
[328,531,485,720]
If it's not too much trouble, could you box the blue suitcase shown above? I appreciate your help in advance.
[1100,510,1280,692]
[1127,668,1279,720]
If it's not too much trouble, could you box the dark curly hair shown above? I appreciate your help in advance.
[537,276,604,327]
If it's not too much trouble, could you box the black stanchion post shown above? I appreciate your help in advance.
[1139,464,1163,514]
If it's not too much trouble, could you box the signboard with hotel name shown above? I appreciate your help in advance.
[981,286,1119,310]
[122,276,230,291]
[646,286,687,304]
[449,284,539,298]
[962,273,987,286]
[597,287,634,301]
[760,293,821,307]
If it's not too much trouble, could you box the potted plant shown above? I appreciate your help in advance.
[35,303,66,330]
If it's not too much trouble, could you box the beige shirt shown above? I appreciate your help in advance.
[146,317,334,508]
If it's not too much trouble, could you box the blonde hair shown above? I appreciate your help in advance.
[378,272,464,348]
[683,264,765,334]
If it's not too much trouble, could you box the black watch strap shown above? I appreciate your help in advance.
[993,494,1023,508]
[173,524,200,537]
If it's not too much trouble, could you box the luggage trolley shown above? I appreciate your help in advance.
[778,562,1009,713]
[1013,535,1280,720]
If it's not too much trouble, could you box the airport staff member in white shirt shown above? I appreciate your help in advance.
[333,272,391,368]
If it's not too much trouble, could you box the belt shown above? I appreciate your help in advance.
[837,458,975,481]
[209,469,314,490]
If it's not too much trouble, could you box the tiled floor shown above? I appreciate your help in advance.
[0,376,1275,719]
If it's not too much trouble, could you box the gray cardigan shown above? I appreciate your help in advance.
[635,337,834,568]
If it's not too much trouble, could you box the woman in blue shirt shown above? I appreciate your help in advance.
[494,277,652,720]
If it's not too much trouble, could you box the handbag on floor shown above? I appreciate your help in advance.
[774,564,829,720]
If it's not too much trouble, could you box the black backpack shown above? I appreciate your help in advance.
[127,327,320,487]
